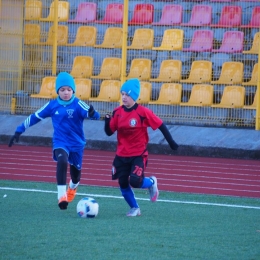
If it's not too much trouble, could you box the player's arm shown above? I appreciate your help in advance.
[104,114,113,136]
[159,123,179,150]
[88,104,100,120]
[104,113,116,136]
[8,102,50,147]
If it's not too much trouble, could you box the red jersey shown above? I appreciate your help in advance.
[109,104,163,157]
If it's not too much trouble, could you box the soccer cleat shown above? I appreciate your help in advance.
[58,194,68,210]
[67,186,77,202]
[148,176,159,202]
[126,207,141,217]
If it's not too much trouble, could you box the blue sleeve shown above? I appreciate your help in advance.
[16,102,51,133]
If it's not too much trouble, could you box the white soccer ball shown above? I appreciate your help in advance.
[77,197,99,218]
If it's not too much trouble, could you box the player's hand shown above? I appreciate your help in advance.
[88,104,95,118]
[170,141,179,150]
[8,132,21,147]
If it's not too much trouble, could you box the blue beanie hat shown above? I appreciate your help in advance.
[120,78,141,102]
[56,72,76,94]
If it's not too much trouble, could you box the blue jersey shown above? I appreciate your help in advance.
[16,97,94,150]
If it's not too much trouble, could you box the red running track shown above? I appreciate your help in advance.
[0,145,260,198]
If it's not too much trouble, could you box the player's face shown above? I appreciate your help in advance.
[121,91,135,108]
[58,86,73,101]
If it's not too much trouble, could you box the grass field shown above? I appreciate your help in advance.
[1,180,260,260]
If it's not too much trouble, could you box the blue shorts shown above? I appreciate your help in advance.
[53,146,84,170]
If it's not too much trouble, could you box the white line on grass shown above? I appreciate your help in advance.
[1,186,260,210]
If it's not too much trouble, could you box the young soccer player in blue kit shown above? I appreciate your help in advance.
[104,78,179,217]
[9,72,100,210]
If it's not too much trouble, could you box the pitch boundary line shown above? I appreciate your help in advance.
[1,186,260,210]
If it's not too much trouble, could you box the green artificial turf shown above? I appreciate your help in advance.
[0,180,259,260]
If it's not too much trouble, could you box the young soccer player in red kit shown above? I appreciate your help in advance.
[104,78,179,217]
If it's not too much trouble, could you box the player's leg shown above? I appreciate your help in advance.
[113,156,140,216]
[130,155,159,202]
[53,148,69,209]
[67,149,83,202]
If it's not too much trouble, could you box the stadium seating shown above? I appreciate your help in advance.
[126,59,152,81]
[24,24,41,45]
[94,27,122,48]
[150,60,182,82]
[70,56,93,78]
[149,83,182,105]
[40,1,69,22]
[137,82,152,104]
[89,80,121,102]
[242,63,258,86]
[180,84,214,107]
[210,5,242,27]
[128,28,154,50]
[211,62,244,85]
[25,0,42,20]
[128,4,154,25]
[152,29,184,51]
[68,2,97,23]
[152,4,183,26]
[74,78,92,100]
[66,26,97,47]
[243,32,259,54]
[241,6,260,28]
[182,30,213,52]
[181,5,212,26]
[181,61,212,83]
[212,31,244,53]
[91,57,121,80]
[30,77,57,98]
[96,3,124,24]
[38,25,68,46]
[212,86,245,108]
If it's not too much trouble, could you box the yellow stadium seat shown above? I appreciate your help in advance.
[89,80,121,102]
[30,77,57,98]
[128,28,154,50]
[70,56,93,78]
[242,63,258,86]
[181,60,212,83]
[212,86,245,108]
[243,32,259,54]
[67,26,97,47]
[150,60,182,82]
[75,78,92,100]
[244,90,257,110]
[39,25,68,46]
[211,62,244,85]
[25,0,42,20]
[137,82,152,104]
[91,57,121,80]
[94,27,123,49]
[152,29,183,51]
[126,58,152,81]
[40,1,69,22]
[24,24,41,45]
[180,84,214,107]
[149,83,182,105]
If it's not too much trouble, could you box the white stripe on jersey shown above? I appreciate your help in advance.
[24,116,31,129]
[78,100,90,111]
[35,102,50,120]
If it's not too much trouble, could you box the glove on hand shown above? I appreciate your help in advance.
[8,132,21,147]
[170,140,179,151]
[88,105,95,118]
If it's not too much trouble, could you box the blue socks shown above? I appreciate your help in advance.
[141,177,153,189]
[120,186,139,208]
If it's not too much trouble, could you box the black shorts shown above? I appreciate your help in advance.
[112,155,148,181]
